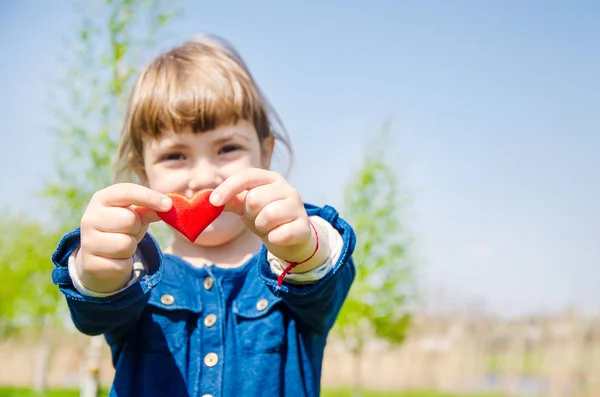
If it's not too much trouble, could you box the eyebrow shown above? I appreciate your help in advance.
[157,142,189,151]
[212,131,250,145]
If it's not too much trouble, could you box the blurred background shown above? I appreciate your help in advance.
[0,0,598,396]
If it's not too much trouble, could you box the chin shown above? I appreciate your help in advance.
[192,212,246,247]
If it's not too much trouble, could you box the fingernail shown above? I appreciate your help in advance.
[210,191,221,206]
[161,197,172,210]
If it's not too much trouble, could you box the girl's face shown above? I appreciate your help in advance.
[142,120,274,247]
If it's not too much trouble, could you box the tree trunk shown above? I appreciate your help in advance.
[351,346,363,397]
[33,315,53,394]
[80,335,103,397]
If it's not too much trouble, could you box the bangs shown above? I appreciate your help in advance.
[129,45,267,139]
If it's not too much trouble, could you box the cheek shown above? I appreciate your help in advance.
[144,166,188,193]
[219,155,261,177]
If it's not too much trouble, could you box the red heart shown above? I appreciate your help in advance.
[157,189,224,242]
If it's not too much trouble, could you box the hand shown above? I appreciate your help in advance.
[75,183,172,293]
[210,168,320,265]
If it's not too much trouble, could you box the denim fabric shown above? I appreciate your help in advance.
[51,203,356,397]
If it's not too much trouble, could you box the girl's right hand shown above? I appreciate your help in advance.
[74,183,172,293]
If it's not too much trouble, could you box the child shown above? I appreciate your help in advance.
[51,34,356,397]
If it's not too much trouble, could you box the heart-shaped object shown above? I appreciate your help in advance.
[157,189,224,242]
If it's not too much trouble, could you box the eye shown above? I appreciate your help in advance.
[160,152,186,161]
[219,144,241,155]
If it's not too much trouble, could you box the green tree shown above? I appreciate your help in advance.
[0,213,65,392]
[0,214,63,334]
[333,125,415,396]
[41,1,180,395]
[44,0,179,234]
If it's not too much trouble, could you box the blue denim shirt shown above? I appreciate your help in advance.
[51,203,356,397]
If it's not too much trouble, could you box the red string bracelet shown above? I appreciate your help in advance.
[276,220,319,287]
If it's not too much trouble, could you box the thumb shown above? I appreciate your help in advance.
[131,205,162,225]
[131,206,162,243]
[220,190,248,216]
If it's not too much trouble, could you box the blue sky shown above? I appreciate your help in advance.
[1,0,598,318]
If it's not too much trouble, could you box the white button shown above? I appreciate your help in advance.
[256,298,268,311]
[204,352,218,367]
[160,294,174,305]
[204,277,213,290]
[204,314,216,328]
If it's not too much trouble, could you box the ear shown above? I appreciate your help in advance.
[261,135,275,168]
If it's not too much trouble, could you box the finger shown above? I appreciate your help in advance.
[254,197,299,236]
[132,223,150,244]
[221,179,290,216]
[83,207,141,236]
[266,217,312,247]
[94,183,172,211]
[221,191,248,216]
[131,205,163,225]
[210,169,280,207]
[130,206,157,243]
[243,183,290,218]
[82,229,138,260]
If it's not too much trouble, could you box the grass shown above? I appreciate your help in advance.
[0,389,98,397]
[0,388,506,397]
[323,390,506,397]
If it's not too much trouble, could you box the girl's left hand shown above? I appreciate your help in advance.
[209,168,316,264]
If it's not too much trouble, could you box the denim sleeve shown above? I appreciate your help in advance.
[256,204,356,335]
[51,229,164,336]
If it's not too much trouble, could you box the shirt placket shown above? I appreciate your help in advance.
[198,274,224,397]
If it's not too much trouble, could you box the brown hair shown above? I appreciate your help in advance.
[115,34,292,182]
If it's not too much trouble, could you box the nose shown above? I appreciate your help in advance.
[187,159,221,193]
